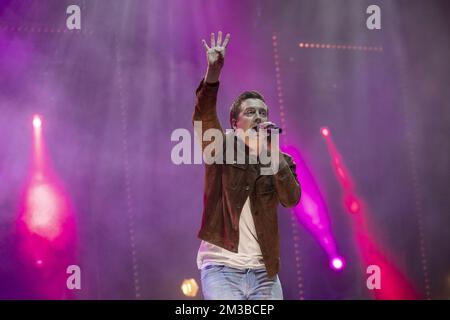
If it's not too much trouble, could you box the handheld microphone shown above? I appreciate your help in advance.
[256,123,283,134]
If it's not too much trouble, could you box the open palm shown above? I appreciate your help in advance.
[202,31,231,69]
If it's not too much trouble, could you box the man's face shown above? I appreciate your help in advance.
[234,98,268,132]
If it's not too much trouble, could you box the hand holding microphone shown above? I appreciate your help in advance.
[255,122,282,150]
[256,121,283,134]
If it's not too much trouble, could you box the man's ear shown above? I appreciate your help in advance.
[231,119,237,129]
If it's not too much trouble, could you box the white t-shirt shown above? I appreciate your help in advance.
[197,197,265,269]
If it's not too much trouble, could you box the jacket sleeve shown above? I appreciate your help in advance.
[274,152,301,208]
[192,79,224,152]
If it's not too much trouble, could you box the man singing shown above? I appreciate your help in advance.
[192,31,301,300]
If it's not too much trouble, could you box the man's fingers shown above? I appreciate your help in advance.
[217,31,222,47]
[210,32,216,48]
[222,33,231,49]
[202,39,210,51]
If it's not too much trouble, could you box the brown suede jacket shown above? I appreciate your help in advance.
[192,79,301,278]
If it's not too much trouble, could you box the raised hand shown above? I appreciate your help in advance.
[203,31,230,83]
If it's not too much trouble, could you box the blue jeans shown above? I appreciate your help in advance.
[200,265,283,300]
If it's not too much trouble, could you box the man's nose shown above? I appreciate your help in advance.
[254,118,262,124]
[256,113,265,120]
